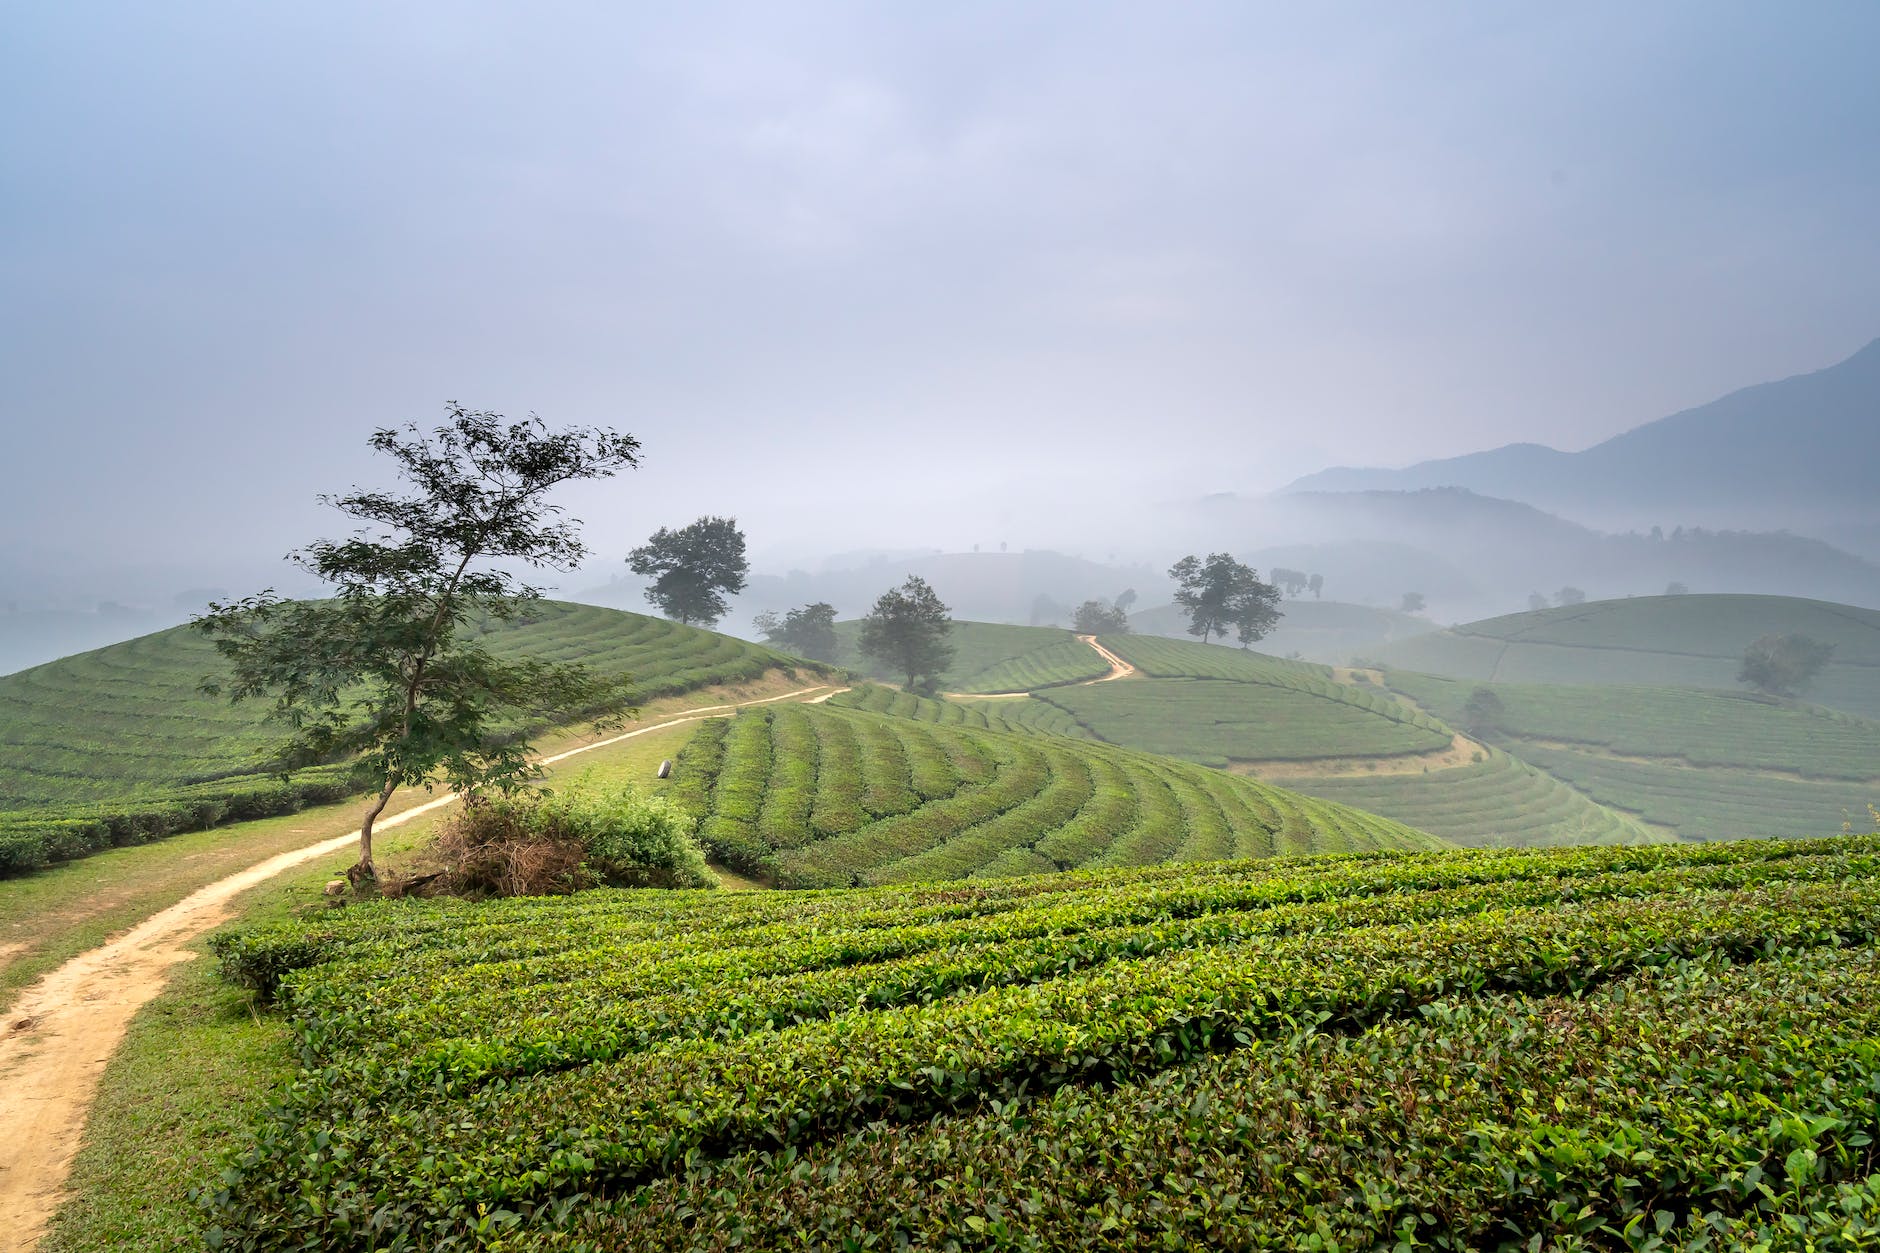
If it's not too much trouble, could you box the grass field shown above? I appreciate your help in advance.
[200,834,1880,1250]
[1383,671,1880,840]
[1272,746,1662,848]
[1378,594,1880,718]
[0,603,797,875]
[665,701,1441,887]
[832,620,1110,693]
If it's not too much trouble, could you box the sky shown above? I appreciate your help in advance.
[3,1,1877,599]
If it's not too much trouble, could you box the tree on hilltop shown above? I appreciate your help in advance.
[754,602,838,662]
[859,576,954,692]
[1555,586,1587,607]
[628,516,749,627]
[1400,592,1427,614]
[1072,599,1130,634]
[1168,553,1282,649]
[1739,633,1833,699]
[194,407,642,885]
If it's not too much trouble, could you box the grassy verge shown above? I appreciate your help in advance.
[36,719,703,1250]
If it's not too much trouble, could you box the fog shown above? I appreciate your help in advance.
[3,2,1878,651]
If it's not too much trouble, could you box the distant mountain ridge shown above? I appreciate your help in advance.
[1287,337,1880,544]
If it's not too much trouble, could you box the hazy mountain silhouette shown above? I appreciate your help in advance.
[1287,338,1880,546]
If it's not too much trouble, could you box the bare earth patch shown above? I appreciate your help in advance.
[1229,733,1489,781]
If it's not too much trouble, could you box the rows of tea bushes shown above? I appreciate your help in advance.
[829,682,1095,738]
[1388,670,1880,781]
[1272,744,1662,848]
[946,636,1111,693]
[204,835,1880,1249]
[666,703,1440,886]
[0,602,799,877]
[831,621,1105,694]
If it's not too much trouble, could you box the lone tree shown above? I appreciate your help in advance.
[1461,686,1507,734]
[753,602,838,662]
[1555,586,1587,607]
[194,407,642,885]
[628,515,749,626]
[1400,591,1427,614]
[1072,599,1129,634]
[1739,633,1834,699]
[1168,553,1282,649]
[859,575,954,692]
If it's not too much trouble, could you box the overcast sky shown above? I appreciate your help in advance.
[3,1,1877,594]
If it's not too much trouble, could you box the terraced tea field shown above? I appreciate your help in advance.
[832,620,1110,693]
[1385,671,1880,840]
[830,682,1095,739]
[1379,594,1880,718]
[0,603,795,875]
[207,835,1880,1250]
[666,702,1440,886]
[1030,635,1453,768]
[1272,746,1661,847]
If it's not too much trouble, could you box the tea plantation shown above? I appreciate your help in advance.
[205,835,1880,1250]
[0,603,795,875]
[831,620,1110,693]
[1378,594,1880,719]
[665,702,1440,887]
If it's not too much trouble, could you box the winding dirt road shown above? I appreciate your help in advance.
[946,634,1136,700]
[0,683,839,1253]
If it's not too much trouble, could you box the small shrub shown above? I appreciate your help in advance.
[434,800,590,899]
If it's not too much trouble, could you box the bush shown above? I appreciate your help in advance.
[434,778,716,897]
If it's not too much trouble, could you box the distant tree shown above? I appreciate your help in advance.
[755,602,837,662]
[1555,586,1587,607]
[627,516,749,626]
[1169,553,1282,649]
[860,576,954,692]
[1527,592,1550,612]
[1665,582,1690,596]
[1271,567,1309,597]
[1400,592,1427,614]
[1072,599,1130,634]
[1461,687,1506,734]
[1307,573,1324,599]
[1029,593,1069,627]
[194,407,641,885]
[1738,633,1834,699]
[1114,588,1138,614]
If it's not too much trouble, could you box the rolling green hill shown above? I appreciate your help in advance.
[1378,594,1880,718]
[1129,598,1435,663]
[665,701,1443,887]
[1386,670,1880,840]
[830,619,1110,693]
[209,835,1880,1249]
[0,603,797,875]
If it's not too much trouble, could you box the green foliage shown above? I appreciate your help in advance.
[0,605,790,878]
[1071,599,1129,634]
[203,836,1880,1248]
[665,700,1437,887]
[1168,552,1282,646]
[194,408,643,875]
[754,601,838,661]
[1740,632,1835,698]
[835,620,1108,693]
[527,776,714,889]
[857,575,955,692]
[627,515,750,627]
[1461,685,1506,732]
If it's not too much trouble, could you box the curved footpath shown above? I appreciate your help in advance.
[0,683,841,1253]
[946,633,1136,699]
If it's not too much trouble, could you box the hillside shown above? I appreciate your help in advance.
[1286,336,1880,542]
[208,836,1880,1248]
[1387,670,1880,841]
[665,700,1441,887]
[829,619,1110,693]
[1128,598,1435,663]
[1378,594,1880,719]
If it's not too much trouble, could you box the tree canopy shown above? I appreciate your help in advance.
[1072,599,1130,634]
[754,602,838,662]
[627,515,750,626]
[1739,633,1834,698]
[193,406,642,882]
[1167,553,1282,649]
[858,576,954,692]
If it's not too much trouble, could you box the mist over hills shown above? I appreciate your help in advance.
[1287,337,1880,553]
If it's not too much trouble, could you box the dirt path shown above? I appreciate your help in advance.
[0,683,837,1253]
[1075,634,1136,684]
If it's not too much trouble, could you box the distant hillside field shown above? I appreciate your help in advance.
[1378,594,1880,719]
[666,701,1443,887]
[831,619,1109,693]
[0,603,797,875]
[1130,598,1435,664]
[210,836,1880,1248]
[1387,671,1880,841]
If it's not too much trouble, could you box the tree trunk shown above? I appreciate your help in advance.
[350,775,398,888]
